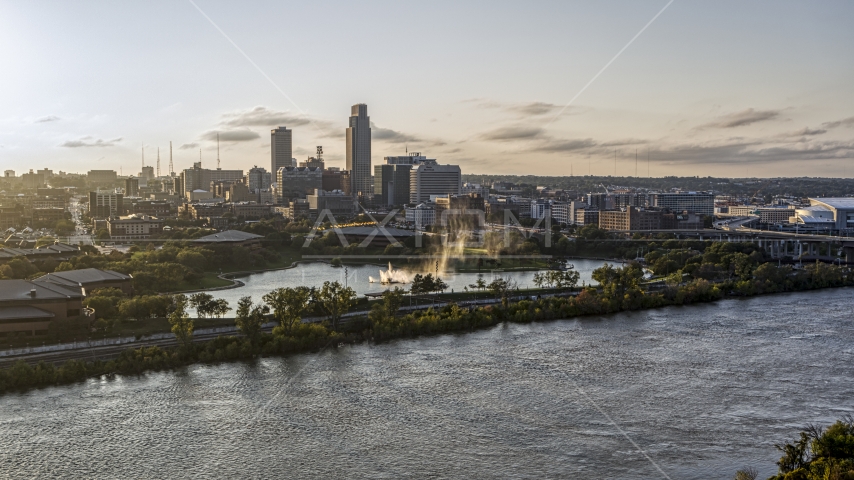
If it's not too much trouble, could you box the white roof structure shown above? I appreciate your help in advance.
[193,230,264,244]
[810,197,854,209]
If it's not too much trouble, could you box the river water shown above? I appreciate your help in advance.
[208,258,607,310]
[2,289,852,479]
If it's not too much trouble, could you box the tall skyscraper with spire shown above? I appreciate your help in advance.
[346,104,372,200]
[271,126,293,176]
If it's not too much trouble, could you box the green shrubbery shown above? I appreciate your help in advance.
[2,260,853,396]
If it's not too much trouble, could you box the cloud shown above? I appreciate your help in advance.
[506,102,560,116]
[220,106,313,128]
[370,123,421,143]
[822,116,854,129]
[478,126,545,141]
[533,138,598,153]
[178,143,199,150]
[655,137,854,165]
[600,138,649,147]
[464,99,585,118]
[700,108,781,128]
[60,136,121,148]
[200,129,260,142]
[783,127,827,137]
[35,115,60,123]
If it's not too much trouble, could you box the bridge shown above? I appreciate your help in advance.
[606,228,854,263]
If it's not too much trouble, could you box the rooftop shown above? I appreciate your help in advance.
[35,268,131,287]
[0,306,55,321]
[810,198,854,209]
[193,230,264,243]
[339,226,416,238]
[0,280,84,302]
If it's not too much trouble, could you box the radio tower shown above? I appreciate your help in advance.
[141,143,145,172]
[156,147,161,177]
[217,133,221,170]
[316,145,323,162]
[169,141,174,176]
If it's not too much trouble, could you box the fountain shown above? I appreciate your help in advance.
[369,262,409,284]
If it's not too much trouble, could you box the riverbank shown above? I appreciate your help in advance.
[2,258,852,395]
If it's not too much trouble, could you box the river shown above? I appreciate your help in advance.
[1,289,852,479]
[206,258,608,310]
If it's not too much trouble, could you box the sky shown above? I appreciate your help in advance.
[1,0,853,178]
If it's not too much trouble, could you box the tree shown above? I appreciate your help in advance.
[410,274,428,295]
[235,296,269,344]
[263,287,312,334]
[488,278,517,308]
[210,299,231,318]
[369,287,405,326]
[168,295,194,349]
[176,250,207,271]
[769,417,854,479]
[433,276,448,294]
[317,281,356,330]
[533,272,545,289]
[188,292,214,318]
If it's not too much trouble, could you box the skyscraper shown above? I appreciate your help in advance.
[346,104,372,199]
[271,126,293,176]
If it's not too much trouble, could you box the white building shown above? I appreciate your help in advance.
[405,203,435,228]
[409,162,462,203]
[796,198,854,230]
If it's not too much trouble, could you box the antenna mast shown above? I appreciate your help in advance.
[217,133,220,169]
[157,147,161,177]
[141,143,145,170]
[169,141,174,176]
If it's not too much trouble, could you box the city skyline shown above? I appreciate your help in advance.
[1,1,853,177]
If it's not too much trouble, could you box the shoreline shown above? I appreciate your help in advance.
[174,256,622,295]
[1,277,851,396]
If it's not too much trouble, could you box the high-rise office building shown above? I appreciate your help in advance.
[375,153,437,206]
[345,104,372,199]
[89,191,124,218]
[271,127,293,176]
[125,177,139,197]
[276,167,323,203]
[409,162,462,203]
[245,166,272,192]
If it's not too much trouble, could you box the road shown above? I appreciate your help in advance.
[0,293,574,367]
[64,196,94,245]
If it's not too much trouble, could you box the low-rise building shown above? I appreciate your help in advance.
[575,208,600,227]
[0,280,86,336]
[307,190,355,218]
[598,207,661,231]
[229,202,271,220]
[192,230,264,247]
[107,215,164,240]
[405,203,436,228]
[35,268,133,296]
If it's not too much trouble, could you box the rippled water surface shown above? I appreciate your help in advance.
[2,289,853,479]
